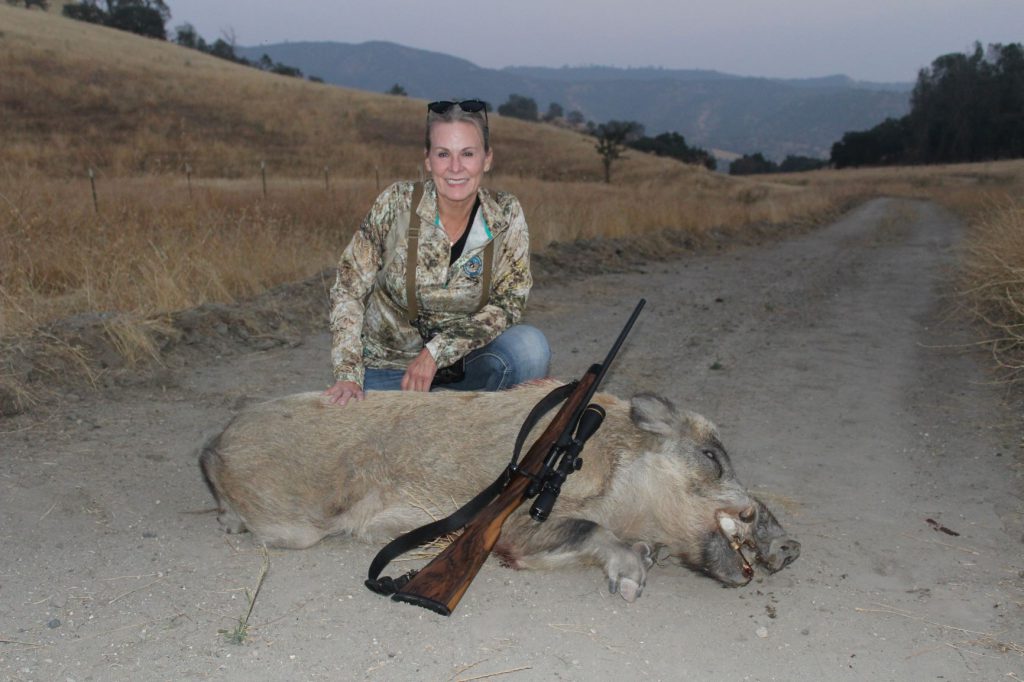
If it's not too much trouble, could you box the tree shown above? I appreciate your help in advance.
[174,22,200,49]
[728,153,777,175]
[778,155,828,173]
[269,62,303,78]
[207,37,238,61]
[594,120,644,183]
[990,43,1024,158]
[63,0,170,39]
[543,102,564,122]
[629,131,717,170]
[908,44,992,162]
[831,117,909,168]
[497,94,539,121]
[387,84,408,96]
[62,1,107,23]
[6,0,49,9]
[566,110,586,127]
[108,2,168,39]
[830,41,1024,167]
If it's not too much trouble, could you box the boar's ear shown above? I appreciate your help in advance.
[629,393,679,436]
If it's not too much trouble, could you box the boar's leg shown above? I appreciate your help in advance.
[199,437,248,535]
[496,517,654,602]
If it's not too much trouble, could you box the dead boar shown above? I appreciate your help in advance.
[199,384,800,602]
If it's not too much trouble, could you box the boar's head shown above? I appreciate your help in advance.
[624,394,800,587]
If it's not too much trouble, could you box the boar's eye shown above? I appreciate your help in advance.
[701,448,723,478]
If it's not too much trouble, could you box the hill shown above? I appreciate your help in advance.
[237,40,912,160]
[0,5,643,182]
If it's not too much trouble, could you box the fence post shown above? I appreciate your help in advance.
[186,163,193,200]
[261,160,267,199]
[375,166,380,192]
[88,167,99,213]
[324,164,330,192]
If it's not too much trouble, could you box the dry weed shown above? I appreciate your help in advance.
[958,201,1024,383]
[100,314,179,367]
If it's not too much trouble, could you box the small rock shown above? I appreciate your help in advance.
[47,618,61,629]
[142,531,157,539]
[755,626,768,638]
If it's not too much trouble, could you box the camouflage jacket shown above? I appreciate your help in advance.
[329,180,533,386]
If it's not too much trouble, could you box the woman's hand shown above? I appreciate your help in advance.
[323,380,365,406]
[401,348,438,392]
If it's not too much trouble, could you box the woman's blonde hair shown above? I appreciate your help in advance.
[425,100,490,152]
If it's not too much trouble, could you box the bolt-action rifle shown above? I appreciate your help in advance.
[365,299,645,615]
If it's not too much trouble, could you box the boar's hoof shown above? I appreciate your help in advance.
[216,508,247,535]
[763,537,801,572]
[607,542,653,602]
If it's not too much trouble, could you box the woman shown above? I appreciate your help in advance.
[324,99,550,406]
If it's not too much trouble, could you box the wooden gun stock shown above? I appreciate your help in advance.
[392,370,598,615]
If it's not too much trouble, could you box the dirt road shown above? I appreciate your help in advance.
[2,198,1021,680]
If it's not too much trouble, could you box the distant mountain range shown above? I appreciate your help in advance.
[238,40,912,161]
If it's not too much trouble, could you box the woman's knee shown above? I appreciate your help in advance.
[499,324,550,380]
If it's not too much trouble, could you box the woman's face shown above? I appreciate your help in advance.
[425,120,492,207]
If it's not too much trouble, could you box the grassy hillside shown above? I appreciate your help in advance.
[0,4,656,181]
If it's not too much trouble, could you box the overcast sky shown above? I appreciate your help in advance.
[165,1,1024,83]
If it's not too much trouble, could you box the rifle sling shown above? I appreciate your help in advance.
[405,183,424,324]
[365,381,576,595]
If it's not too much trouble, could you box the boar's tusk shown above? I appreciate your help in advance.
[717,511,754,579]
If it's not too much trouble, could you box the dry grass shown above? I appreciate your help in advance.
[770,160,1024,218]
[0,166,861,337]
[958,201,1024,383]
[0,170,366,335]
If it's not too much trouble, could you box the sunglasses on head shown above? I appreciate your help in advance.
[427,99,488,121]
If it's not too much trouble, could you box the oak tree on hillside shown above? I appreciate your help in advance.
[629,131,717,170]
[728,153,777,175]
[63,0,170,39]
[497,94,539,121]
[543,102,564,122]
[6,1,50,9]
[594,120,644,183]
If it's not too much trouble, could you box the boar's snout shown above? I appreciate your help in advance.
[763,537,801,572]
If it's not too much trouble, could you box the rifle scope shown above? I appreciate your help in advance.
[530,403,606,521]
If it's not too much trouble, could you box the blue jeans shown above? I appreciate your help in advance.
[362,324,551,392]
